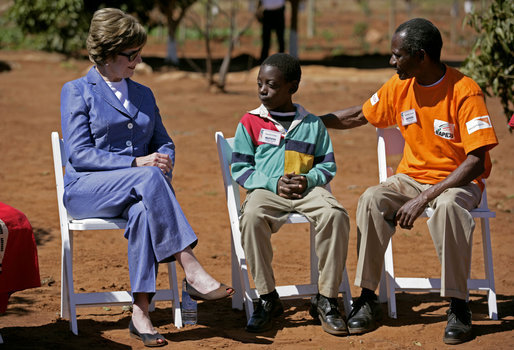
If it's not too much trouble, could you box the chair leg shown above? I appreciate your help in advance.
[309,224,319,285]
[230,235,244,311]
[64,231,79,335]
[167,262,182,328]
[340,267,353,316]
[383,239,398,319]
[480,218,498,320]
[149,299,156,312]
[60,235,70,320]
[378,268,388,303]
[240,260,255,321]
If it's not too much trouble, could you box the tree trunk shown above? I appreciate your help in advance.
[389,0,396,40]
[165,22,179,65]
[205,0,214,87]
[307,0,315,38]
[217,3,255,91]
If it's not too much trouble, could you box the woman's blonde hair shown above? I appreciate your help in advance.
[86,8,147,65]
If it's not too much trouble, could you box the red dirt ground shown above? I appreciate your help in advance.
[0,45,512,349]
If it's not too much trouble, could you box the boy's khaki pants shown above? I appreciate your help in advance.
[355,173,482,300]
[240,187,350,298]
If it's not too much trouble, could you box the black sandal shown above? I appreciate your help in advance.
[129,319,167,347]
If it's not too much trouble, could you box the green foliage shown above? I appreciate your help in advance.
[321,29,335,42]
[461,0,514,126]
[6,0,90,54]
[353,21,368,38]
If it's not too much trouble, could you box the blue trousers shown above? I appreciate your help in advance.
[63,166,197,294]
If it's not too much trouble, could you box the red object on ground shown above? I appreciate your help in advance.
[509,114,514,128]
[0,202,40,313]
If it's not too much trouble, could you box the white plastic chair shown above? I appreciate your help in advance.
[51,131,183,335]
[376,127,498,320]
[215,131,352,321]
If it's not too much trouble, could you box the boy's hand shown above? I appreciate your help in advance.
[277,172,307,199]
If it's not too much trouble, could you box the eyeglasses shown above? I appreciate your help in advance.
[118,49,141,62]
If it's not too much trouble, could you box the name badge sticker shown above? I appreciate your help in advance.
[258,128,282,146]
[466,116,492,134]
[401,109,417,126]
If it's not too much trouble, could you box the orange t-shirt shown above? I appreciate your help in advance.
[363,66,498,191]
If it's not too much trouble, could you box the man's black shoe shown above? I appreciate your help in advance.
[309,294,348,336]
[443,300,472,345]
[245,294,284,333]
[347,295,382,334]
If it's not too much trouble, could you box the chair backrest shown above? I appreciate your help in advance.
[51,132,72,225]
[215,132,242,217]
[376,127,489,210]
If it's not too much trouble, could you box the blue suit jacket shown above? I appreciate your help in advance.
[60,67,175,186]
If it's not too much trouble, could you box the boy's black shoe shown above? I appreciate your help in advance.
[309,293,349,335]
[347,293,382,334]
[245,292,283,333]
[443,299,472,345]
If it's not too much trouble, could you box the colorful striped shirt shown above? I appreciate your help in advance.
[231,104,336,193]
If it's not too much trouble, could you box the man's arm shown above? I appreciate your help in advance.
[395,146,487,229]
[319,105,368,129]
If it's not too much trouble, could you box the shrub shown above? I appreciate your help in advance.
[461,0,514,127]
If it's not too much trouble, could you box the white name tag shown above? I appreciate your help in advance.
[401,109,417,126]
[258,128,282,146]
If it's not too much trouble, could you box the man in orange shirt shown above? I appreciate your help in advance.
[321,18,498,344]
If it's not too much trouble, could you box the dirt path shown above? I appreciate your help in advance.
[0,50,512,349]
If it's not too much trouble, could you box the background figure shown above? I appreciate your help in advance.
[257,0,286,62]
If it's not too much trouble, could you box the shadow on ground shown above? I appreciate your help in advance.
[142,53,463,73]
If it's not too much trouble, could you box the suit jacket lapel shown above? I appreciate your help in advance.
[127,79,143,119]
[87,67,132,118]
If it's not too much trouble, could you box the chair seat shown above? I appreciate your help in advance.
[68,218,127,230]
[422,207,495,219]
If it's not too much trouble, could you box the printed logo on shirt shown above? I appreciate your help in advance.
[434,119,455,140]
[370,92,379,106]
[466,116,492,135]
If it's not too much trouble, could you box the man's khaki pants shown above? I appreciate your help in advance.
[240,187,350,298]
[355,173,482,300]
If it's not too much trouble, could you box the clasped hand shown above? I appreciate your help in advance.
[277,172,307,199]
[134,153,172,174]
[394,195,428,230]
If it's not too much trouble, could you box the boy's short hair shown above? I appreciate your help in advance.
[262,53,301,84]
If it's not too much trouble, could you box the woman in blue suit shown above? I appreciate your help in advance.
[61,8,233,347]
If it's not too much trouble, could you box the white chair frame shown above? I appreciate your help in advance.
[215,131,352,321]
[51,131,182,335]
[376,127,498,320]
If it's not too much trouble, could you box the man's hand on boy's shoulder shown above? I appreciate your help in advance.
[277,173,307,199]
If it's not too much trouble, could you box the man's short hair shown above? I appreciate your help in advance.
[395,18,443,62]
[262,53,302,83]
